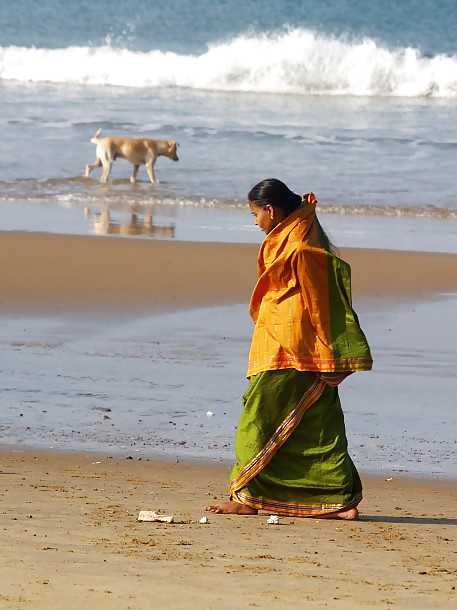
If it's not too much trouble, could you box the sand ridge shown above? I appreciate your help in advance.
[1,232,457,316]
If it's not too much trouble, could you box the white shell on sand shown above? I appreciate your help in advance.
[267,515,280,525]
[137,510,174,523]
[199,516,209,524]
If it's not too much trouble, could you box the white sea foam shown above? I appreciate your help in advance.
[1,28,457,97]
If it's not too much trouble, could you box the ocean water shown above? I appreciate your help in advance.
[1,0,457,250]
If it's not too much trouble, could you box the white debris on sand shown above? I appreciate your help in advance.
[138,511,174,523]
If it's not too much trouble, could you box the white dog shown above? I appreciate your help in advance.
[85,128,179,183]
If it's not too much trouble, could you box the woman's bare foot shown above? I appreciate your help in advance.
[206,500,258,515]
[205,502,358,519]
[319,507,359,520]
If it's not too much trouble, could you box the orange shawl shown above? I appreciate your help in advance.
[247,201,372,377]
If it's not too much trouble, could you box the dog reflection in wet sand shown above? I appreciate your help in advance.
[85,128,179,183]
[84,208,175,238]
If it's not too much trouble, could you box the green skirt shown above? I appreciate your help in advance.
[230,369,362,517]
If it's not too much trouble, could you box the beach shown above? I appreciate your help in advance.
[2,1,457,606]
[2,231,457,315]
[1,449,456,610]
[1,230,456,609]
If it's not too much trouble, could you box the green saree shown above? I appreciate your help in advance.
[230,369,362,517]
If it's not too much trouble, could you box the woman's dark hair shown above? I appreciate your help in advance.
[248,178,302,215]
[249,177,337,253]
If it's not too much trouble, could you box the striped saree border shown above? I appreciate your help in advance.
[318,372,351,386]
[234,490,363,517]
[230,376,326,499]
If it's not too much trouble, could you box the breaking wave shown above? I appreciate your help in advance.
[1,27,457,97]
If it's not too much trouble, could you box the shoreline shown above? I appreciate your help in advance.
[2,442,457,483]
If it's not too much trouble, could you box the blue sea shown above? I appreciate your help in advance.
[1,0,457,250]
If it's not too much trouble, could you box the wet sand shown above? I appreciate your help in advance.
[1,231,457,316]
[1,231,457,608]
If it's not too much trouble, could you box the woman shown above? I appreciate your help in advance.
[207,178,372,519]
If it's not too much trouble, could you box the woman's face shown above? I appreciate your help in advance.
[249,201,285,235]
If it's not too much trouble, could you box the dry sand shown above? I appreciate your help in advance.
[1,450,456,610]
[1,231,457,609]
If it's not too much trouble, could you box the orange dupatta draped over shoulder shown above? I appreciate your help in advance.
[247,201,372,377]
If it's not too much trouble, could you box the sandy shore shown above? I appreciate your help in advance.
[1,231,457,608]
[1,231,457,316]
[1,449,456,609]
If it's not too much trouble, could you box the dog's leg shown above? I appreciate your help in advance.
[130,165,140,184]
[85,158,102,177]
[100,159,112,183]
[145,161,156,183]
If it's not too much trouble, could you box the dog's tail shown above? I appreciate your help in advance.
[90,128,102,144]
